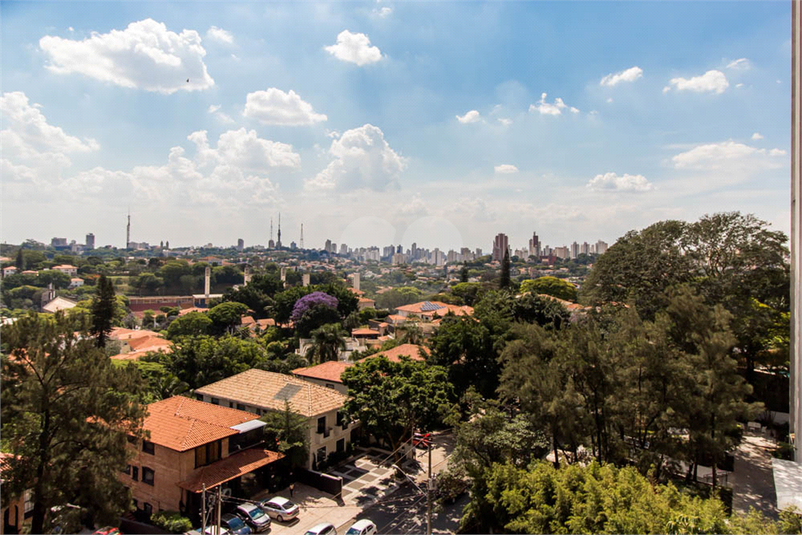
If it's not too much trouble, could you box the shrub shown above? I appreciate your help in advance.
[151,511,192,533]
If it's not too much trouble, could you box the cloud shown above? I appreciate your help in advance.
[448,197,496,222]
[373,7,393,18]
[672,140,785,170]
[456,110,480,123]
[207,104,233,123]
[324,30,382,66]
[399,193,428,216]
[243,88,327,126]
[587,172,653,192]
[206,26,233,44]
[599,66,643,87]
[190,128,301,171]
[497,118,512,126]
[726,58,751,70]
[307,124,405,191]
[494,164,519,174]
[529,93,579,115]
[665,70,728,94]
[751,132,763,140]
[39,18,214,93]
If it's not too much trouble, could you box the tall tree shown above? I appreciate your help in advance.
[428,316,498,398]
[90,274,116,348]
[306,323,346,364]
[261,400,310,468]
[14,248,24,271]
[1,313,147,533]
[499,251,511,289]
[460,264,469,283]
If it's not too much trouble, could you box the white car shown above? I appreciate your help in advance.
[259,496,300,522]
[304,523,336,535]
[346,519,377,535]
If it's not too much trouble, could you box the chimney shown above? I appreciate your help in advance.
[352,273,360,292]
[204,267,211,298]
[302,273,310,287]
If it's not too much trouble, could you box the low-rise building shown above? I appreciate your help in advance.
[52,265,78,277]
[68,277,84,289]
[41,296,77,314]
[123,397,283,523]
[195,370,353,470]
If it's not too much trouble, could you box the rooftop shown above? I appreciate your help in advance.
[292,360,352,384]
[196,369,347,418]
[143,396,258,452]
[361,343,429,363]
[178,448,284,493]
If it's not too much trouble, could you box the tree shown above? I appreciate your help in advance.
[261,401,309,468]
[223,273,282,318]
[341,357,453,457]
[460,264,469,283]
[499,251,511,289]
[166,311,212,340]
[450,282,483,306]
[306,323,346,364]
[374,287,423,310]
[291,292,341,337]
[90,274,116,348]
[14,248,24,270]
[1,312,147,533]
[428,316,498,398]
[207,301,249,335]
[37,269,71,290]
[164,335,268,389]
[520,276,578,302]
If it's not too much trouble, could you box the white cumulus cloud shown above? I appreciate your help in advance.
[600,66,643,87]
[243,88,327,126]
[529,93,579,115]
[324,30,382,66]
[456,110,480,123]
[751,132,763,140]
[373,7,393,18]
[587,172,653,192]
[39,18,215,93]
[206,26,233,44]
[307,124,405,191]
[494,164,519,174]
[672,140,785,170]
[665,70,729,94]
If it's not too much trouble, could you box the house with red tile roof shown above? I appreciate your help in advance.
[123,396,283,524]
[108,328,172,361]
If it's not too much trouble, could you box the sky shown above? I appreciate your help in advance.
[0,1,793,251]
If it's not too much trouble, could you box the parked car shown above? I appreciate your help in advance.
[221,513,252,535]
[304,522,336,535]
[346,519,377,535]
[259,496,300,522]
[236,503,271,533]
[92,528,121,535]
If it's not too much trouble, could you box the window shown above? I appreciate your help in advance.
[195,393,203,401]
[211,397,220,405]
[23,490,33,514]
[316,447,327,464]
[142,440,155,455]
[337,438,345,454]
[229,401,235,408]
[325,383,335,390]
[337,411,348,429]
[195,440,222,468]
[143,503,153,518]
[317,416,326,434]
[142,467,155,486]
[131,466,139,481]
[237,403,246,411]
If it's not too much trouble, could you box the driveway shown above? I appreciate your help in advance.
[730,431,779,519]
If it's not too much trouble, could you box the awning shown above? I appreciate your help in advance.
[178,448,284,493]
[230,420,267,433]
[772,458,802,511]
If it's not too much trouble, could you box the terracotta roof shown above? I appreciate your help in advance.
[351,328,379,336]
[129,336,172,352]
[196,369,347,418]
[42,297,77,313]
[179,307,208,316]
[292,361,353,384]
[111,328,160,342]
[536,294,591,312]
[241,316,256,326]
[358,297,375,304]
[386,314,406,323]
[143,396,258,452]
[52,264,77,270]
[395,301,474,317]
[362,343,429,363]
[178,448,284,493]
[256,319,275,329]
[110,346,172,361]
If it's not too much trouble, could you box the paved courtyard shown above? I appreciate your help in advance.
[730,430,779,519]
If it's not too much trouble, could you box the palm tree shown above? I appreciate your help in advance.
[307,323,346,364]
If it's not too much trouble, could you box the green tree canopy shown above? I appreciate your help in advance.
[1,312,147,533]
[261,400,309,468]
[207,301,249,335]
[166,311,212,340]
[90,274,116,348]
[520,276,578,302]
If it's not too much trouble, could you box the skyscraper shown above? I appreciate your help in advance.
[85,233,95,250]
[528,232,540,259]
[570,241,579,260]
[237,238,244,251]
[126,211,131,249]
[492,233,509,262]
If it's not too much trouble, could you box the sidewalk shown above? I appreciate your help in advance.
[730,431,779,520]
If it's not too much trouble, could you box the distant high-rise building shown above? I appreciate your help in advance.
[580,242,590,256]
[325,239,332,253]
[339,243,348,255]
[411,242,418,260]
[475,248,483,258]
[85,233,95,250]
[554,246,569,260]
[165,240,170,249]
[595,240,609,255]
[570,241,579,260]
[528,232,540,259]
[237,238,244,251]
[126,211,131,249]
[396,244,403,254]
[290,241,297,250]
[492,233,509,262]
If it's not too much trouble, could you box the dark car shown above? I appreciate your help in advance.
[236,503,271,532]
[221,513,252,535]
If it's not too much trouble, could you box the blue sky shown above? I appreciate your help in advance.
[0,1,792,251]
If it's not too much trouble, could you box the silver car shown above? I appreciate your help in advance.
[305,523,336,535]
[258,496,300,522]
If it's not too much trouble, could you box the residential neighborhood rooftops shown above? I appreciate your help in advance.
[178,447,283,493]
[42,296,77,314]
[395,301,474,317]
[292,360,353,384]
[362,343,429,363]
[196,369,347,418]
[143,396,259,452]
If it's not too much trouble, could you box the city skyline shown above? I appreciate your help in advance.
[1,2,792,250]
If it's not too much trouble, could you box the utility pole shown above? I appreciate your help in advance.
[201,484,207,535]
[216,486,222,535]
[426,439,432,535]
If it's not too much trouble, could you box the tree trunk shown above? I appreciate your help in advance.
[31,409,51,535]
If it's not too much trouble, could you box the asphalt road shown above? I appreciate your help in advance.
[348,482,469,535]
